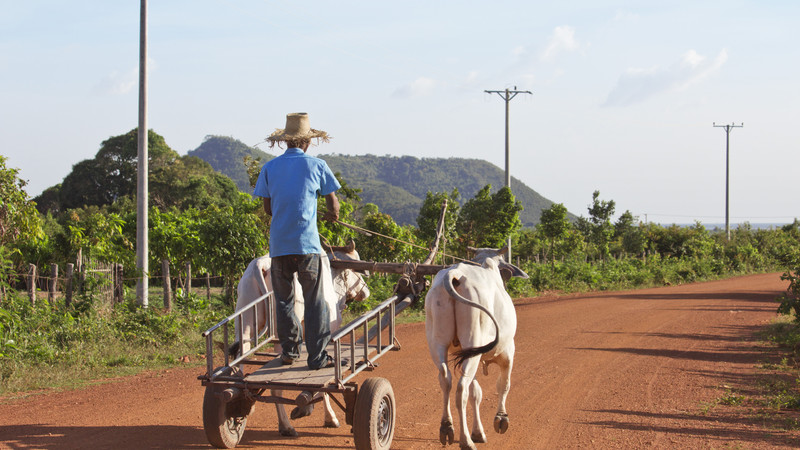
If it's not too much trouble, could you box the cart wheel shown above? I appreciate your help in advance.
[203,383,255,449]
[353,377,395,450]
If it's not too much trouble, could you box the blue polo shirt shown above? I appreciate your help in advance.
[253,148,340,257]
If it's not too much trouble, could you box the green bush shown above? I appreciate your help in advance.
[0,289,229,394]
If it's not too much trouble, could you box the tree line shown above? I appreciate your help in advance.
[2,129,800,309]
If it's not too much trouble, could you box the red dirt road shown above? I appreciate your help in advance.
[2,273,799,449]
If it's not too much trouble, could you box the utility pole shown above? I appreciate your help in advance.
[136,0,149,306]
[485,87,532,260]
[713,122,743,241]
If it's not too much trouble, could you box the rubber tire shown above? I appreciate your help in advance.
[202,383,254,449]
[353,377,396,450]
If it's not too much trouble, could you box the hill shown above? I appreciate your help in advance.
[187,136,273,192]
[191,136,572,227]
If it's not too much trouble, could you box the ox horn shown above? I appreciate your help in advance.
[497,245,509,257]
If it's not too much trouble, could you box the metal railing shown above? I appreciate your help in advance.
[201,286,412,385]
[332,293,412,384]
[201,291,277,380]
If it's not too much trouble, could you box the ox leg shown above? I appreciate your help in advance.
[432,346,454,446]
[456,356,481,450]
[322,394,340,428]
[469,378,486,443]
[273,389,298,437]
[493,350,513,434]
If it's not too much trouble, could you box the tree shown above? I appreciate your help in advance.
[0,156,45,287]
[149,207,201,287]
[196,194,268,303]
[458,185,523,250]
[36,129,240,213]
[538,203,570,264]
[416,189,460,260]
[357,211,416,263]
[52,129,175,211]
[613,210,644,257]
[587,190,616,260]
[149,155,240,210]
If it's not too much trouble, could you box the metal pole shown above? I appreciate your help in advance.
[484,87,532,260]
[136,0,149,306]
[725,128,730,240]
[504,88,510,188]
[713,122,743,241]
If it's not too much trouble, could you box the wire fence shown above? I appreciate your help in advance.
[1,260,228,309]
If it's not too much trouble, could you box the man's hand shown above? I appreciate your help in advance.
[323,209,339,222]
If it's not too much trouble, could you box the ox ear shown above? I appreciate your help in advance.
[499,261,528,281]
[346,239,355,253]
[497,245,509,257]
[466,246,477,257]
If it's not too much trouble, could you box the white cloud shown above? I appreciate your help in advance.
[541,26,579,62]
[602,49,728,107]
[92,58,158,96]
[392,76,436,98]
[93,68,137,95]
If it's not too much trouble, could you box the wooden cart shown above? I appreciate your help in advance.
[199,204,451,449]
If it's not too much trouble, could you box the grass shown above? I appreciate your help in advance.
[700,315,800,431]
[0,287,225,398]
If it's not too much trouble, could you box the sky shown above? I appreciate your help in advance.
[2,0,798,226]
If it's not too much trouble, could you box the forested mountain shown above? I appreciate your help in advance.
[320,155,565,227]
[187,136,273,192]
[192,136,572,227]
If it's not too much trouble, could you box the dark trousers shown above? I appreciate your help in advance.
[270,254,331,369]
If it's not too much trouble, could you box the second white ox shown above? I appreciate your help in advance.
[234,242,369,437]
[425,247,527,450]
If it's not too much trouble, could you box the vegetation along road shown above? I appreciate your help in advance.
[0,274,800,449]
[1,273,798,449]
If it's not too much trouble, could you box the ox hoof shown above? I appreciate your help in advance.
[279,426,298,437]
[459,443,478,450]
[290,404,314,420]
[471,431,487,443]
[324,419,340,428]
[439,420,455,445]
[494,414,509,434]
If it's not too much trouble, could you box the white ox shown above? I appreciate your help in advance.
[234,242,369,437]
[425,247,527,450]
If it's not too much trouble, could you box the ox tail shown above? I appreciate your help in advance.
[444,272,500,370]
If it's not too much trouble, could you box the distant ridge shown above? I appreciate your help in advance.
[189,136,573,227]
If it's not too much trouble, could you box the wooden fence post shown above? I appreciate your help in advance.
[205,273,211,301]
[49,264,58,304]
[185,262,192,296]
[65,263,74,306]
[162,259,172,311]
[114,264,124,304]
[27,263,36,304]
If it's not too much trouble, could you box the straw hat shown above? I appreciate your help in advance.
[266,112,330,143]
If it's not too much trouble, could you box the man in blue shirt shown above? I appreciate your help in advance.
[253,112,341,370]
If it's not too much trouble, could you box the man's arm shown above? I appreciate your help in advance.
[323,192,339,222]
[263,197,272,216]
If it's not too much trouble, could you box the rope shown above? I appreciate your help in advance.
[331,219,471,265]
